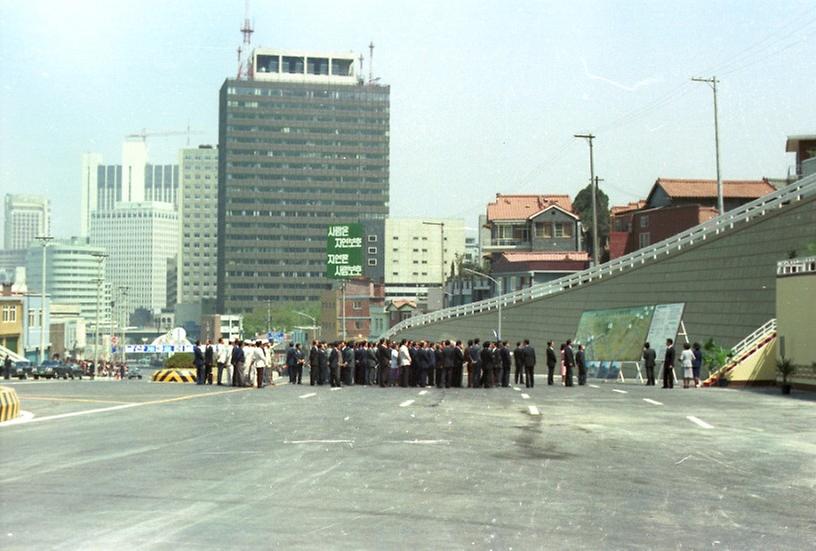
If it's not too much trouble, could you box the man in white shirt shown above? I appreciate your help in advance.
[398,339,412,388]
[216,338,231,386]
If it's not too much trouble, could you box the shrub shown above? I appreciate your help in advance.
[164,353,194,370]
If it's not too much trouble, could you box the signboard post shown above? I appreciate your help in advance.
[326,224,363,341]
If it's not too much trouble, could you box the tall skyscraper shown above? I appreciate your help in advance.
[89,202,178,315]
[217,48,390,313]
[177,145,219,304]
[3,194,50,250]
[80,142,179,238]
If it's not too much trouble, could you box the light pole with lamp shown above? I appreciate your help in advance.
[34,235,54,363]
[691,76,724,214]
[91,252,107,377]
[462,267,502,340]
[294,310,320,341]
[118,286,129,365]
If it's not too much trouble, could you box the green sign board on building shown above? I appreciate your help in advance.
[326,223,363,279]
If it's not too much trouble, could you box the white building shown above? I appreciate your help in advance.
[89,202,179,315]
[4,194,50,250]
[25,237,111,327]
[384,218,466,301]
[177,145,218,304]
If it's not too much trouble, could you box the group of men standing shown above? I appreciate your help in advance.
[543,339,588,387]
[193,338,272,389]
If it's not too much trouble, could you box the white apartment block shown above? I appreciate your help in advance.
[177,145,218,304]
[25,237,112,327]
[89,202,179,315]
[4,194,50,250]
[384,218,465,301]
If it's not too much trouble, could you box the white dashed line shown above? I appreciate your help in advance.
[400,399,415,407]
[687,416,714,429]
[284,439,354,444]
[512,387,521,391]
[528,405,540,415]
[612,389,628,394]
[418,390,428,396]
[643,398,663,406]
[299,393,317,399]
[589,384,600,389]
[330,387,341,391]
[521,393,530,400]
[397,439,449,445]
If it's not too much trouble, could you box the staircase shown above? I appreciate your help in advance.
[704,318,778,386]
[0,343,26,363]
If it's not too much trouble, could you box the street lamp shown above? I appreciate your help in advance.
[91,252,107,377]
[294,310,320,340]
[463,267,502,340]
[422,221,446,287]
[118,286,128,364]
[34,235,53,363]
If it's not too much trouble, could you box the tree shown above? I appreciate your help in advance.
[242,301,321,338]
[129,307,153,328]
[572,183,610,259]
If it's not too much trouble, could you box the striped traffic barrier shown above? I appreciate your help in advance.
[0,386,21,422]
[151,369,197,383]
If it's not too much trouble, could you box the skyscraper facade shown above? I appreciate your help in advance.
[177,145,219,304]
[217,48,390,313]
[3,194,50,250]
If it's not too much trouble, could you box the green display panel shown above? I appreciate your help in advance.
[326,223,363,279]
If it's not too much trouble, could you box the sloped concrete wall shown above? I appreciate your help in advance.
[396,195,816,349]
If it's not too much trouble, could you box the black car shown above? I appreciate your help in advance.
[34,360,64,380]
[12,360,34,380]
[127,366,143,380]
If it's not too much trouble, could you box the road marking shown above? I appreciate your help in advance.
[521,393,530,399]
[399,399,415,407]
[0,410,34,426]
[0,387,250,428]
[284,439,354,444]
[643,398,663,406]
[675,455,692,465]
[418,390,428,396]
[687,416,714,429]
[528,405,540,415]
[395,439,449,445]
[512,387,521,391]
[330,387,342,391]
[299,393,317,399]
[20,396,133,405]
[589,384,600,388]
[612,389,628,394]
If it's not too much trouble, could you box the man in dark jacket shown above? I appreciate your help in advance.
[642,342,656,386]
[662,338,675,389]
[286,342,298,384]
[576,344,587,385]
[468,339,481,388]
[453,340,465,387]
[546,341,557,386]
[342,341,355,386]
[367,343,378,385]
[480,342,494,388]
[513,341,525,386]
[523,339,536,388]
[204,340,215,384]
[377,339,390,387]
[499,341,512,387]
[309,341,319,385]
[439,340,455,388]
[564,339,575,387]
[329,342,341,387]
[231,339,245,387]
[194,340,205,385]
[318,342,329,385]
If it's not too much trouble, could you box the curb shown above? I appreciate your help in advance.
[152,369,197,383]
[0,385,21,422]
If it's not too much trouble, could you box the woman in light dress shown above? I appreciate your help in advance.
[680,342,695,389]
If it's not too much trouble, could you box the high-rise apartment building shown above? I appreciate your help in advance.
[80,142,179,237]
[177,145,219,304]
[25,237,111,325]
[89,202,178,314]
[217,48,390,313]
[4,194,50,250]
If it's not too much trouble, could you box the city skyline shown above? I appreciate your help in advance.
[1,1,815,240]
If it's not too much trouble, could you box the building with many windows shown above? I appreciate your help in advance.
[177,145,219,304]
[3,194,50,250]
[217,48,390,313]
[89,202,178,315]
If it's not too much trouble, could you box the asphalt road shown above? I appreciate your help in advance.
[1,377,815,550]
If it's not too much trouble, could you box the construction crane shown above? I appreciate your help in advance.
[125,125,205,146]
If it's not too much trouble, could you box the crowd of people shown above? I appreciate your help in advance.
[193,338,277,388]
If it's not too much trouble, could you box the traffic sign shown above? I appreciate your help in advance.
[326,223,363,279]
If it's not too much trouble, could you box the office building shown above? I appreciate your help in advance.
[80,142,179,237]
[89,202,178,315]
[384,218,465,302]
[4,194,50,250]
[177,146,219,304]
[217,48,390,313]
[25,237,111,327]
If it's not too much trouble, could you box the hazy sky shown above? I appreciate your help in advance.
[1,0,814,238]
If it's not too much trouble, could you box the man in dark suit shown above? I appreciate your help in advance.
[354,342,366,384]
[309,341,319,385]
[576,344,587,385]
[499,341,512,387]
[439,340,454,388]
[318,342,329,385]
[468,339,481,388]
[546,341,557,386]
[662,338,675,389]
[342,341,355,386]
[293,343,304,384]
[642,342,656,386]
[480,342,494,388]
[453,340,465,387]
[377,339,390,387]
[286,342,298,384]
[204,340,215,384]
[367,342,378,385]
[523,339,536,388]
[194,340,205,385]
[231,339,245,387]
[329,342,342,387]
[513,341,525,386]
[563,339,575,387]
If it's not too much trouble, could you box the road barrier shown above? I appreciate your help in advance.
[152,369,197,383]
[0,386,21,422]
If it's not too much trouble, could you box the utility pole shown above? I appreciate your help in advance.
[341,281,347,341]
[463,268,502,340]
[422,221,446,298]
[118,286,128,365]
[691,76,724,214]
[574,134,599,265]
[34,236,53,363]
[266,299,271,334]
[92,252,107,377]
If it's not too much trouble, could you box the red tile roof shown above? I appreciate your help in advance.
[654,178,774,199]
[487,194,573,221]
[499,251,589,263]
[610,200,646,216]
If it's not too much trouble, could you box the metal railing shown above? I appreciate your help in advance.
[386,173,816,338]
[0,344,26,363]
[729,318,777,360]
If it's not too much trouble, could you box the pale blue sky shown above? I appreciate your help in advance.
[1,0,814,238]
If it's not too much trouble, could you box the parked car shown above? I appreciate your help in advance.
[127,366,143,380]
[13,360,34,380]
[34,360,64,380]
[65,363,84,379]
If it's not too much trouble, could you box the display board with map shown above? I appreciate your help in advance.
[574,303,685,362]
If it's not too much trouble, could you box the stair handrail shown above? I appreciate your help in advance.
[729,318,777,360]
[386,173,816,337]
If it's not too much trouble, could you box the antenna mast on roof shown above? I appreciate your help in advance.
[368,41,374,84]
[237,0,254,80]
